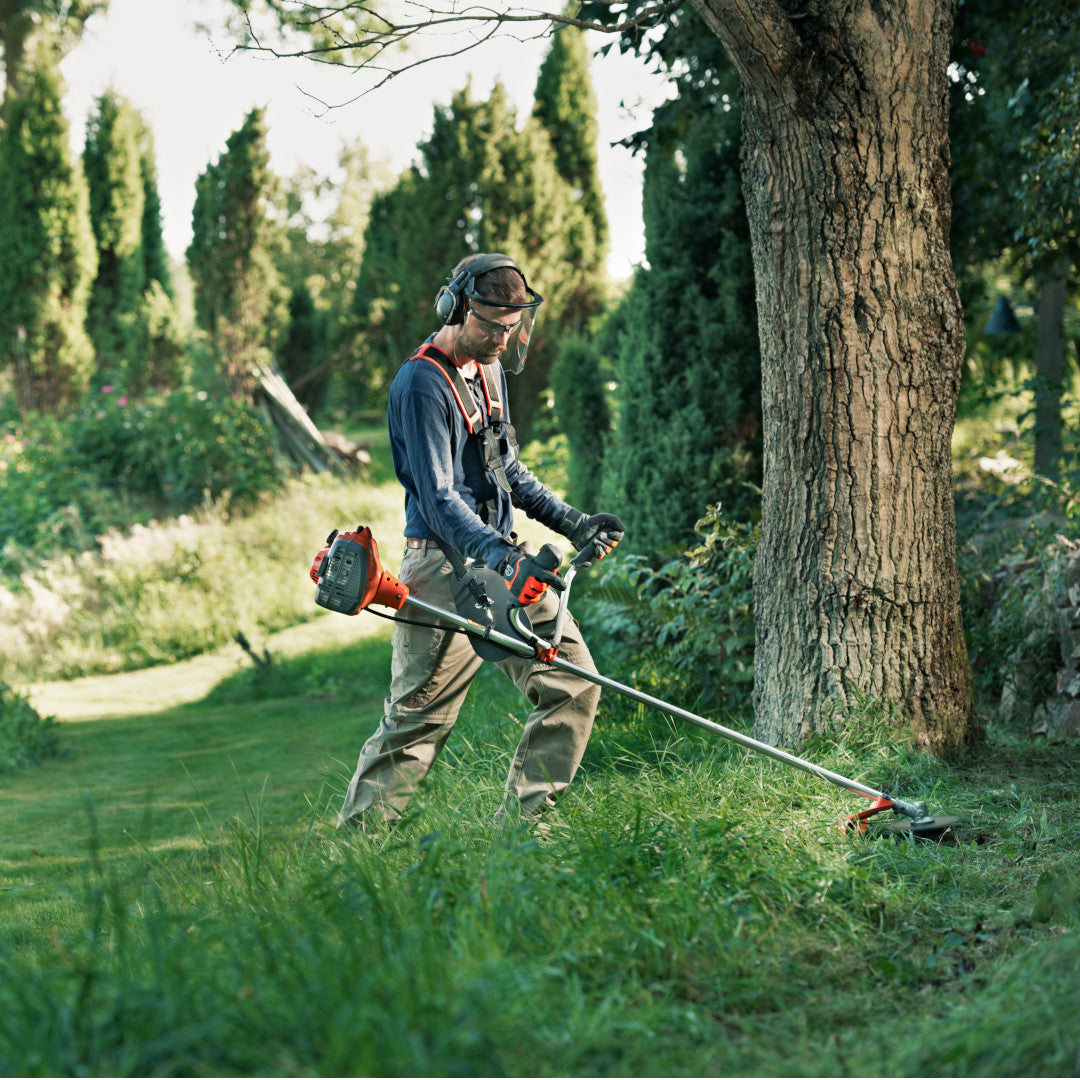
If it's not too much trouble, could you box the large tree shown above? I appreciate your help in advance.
[0,40,96,414]
[693,0,974,753]
[222,0,977,756]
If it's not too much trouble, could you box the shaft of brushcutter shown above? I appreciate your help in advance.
[401,593,927,822]
[548,655,926,820]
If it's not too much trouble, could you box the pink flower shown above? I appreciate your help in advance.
[101,385,113,394]
[118,396,128,407]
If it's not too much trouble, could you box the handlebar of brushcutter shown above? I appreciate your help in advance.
[504,539,600,660]
[549,538,602,644]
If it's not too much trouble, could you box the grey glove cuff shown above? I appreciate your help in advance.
[492,543,521,572]
[557,507,587,541]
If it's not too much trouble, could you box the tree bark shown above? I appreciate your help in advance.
[1034,276,1065,480]
[691,0,975,755]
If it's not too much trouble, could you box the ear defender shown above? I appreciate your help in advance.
[434,274,467,325]
[433,254,522,325]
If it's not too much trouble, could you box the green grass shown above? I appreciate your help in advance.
[2,421,1079,1075]
[2,631,1078,1076]
[0,440,404,685]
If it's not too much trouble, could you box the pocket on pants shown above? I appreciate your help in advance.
[389,619,446,712]
[395,619,445,659]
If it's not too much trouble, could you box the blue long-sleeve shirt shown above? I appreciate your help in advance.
[388,341,572,567]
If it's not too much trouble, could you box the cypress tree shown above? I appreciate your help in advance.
[530,24,610,464]
[550,335,610,510]
[137,119,171,295]
[0,42,96,415]
[278,282,330,414]
[531,22,609,295]
[343,167,436,410]
[83,89,146,380]
[601,93,762,553]
[272,143,389,413]
[186,107,287,396]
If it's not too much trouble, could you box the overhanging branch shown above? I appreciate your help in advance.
[224,0,686,97]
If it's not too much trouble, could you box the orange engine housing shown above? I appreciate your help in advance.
[310,527,409,614]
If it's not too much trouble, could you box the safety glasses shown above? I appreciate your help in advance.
[468,307,524,339]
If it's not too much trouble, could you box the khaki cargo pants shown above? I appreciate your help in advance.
[336,545,602,827]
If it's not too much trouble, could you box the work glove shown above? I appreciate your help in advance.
[559,509,626,562]
[499,546,564,606]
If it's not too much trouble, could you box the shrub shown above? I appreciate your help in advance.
[0,682,59,773]
[1,387,282,568]
[122,388,282,507]
[955,468,1079,708]
[0,417,124,559]
[584,504,758,720]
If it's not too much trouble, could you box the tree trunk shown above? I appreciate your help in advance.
[1034,276,1065,480]
[692,0,975,755]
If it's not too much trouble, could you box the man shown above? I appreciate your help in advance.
[337,252,624,830]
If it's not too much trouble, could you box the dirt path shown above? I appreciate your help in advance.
[27,613,388,723]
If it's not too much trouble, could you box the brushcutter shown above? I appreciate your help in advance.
[309,527,960,840]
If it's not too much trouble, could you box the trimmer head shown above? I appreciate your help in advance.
[841,794,961,841]
[875,815,962,841]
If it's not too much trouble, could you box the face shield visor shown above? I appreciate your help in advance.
[463,287,543,375]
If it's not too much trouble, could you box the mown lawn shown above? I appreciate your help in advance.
[2,624,1079,1077]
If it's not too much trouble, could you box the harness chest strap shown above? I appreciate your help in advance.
[407,344,513,495]
[408,342,502,434]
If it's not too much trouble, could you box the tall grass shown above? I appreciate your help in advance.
[0,466,403,684]
[2,640,1078,1076]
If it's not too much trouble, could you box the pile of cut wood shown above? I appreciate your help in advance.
[254,365,369,474]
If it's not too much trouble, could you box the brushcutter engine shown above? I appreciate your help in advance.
[309,527,408,615]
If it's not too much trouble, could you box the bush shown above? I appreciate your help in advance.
[584,504,758,720]
[67,385,281,507]
[1,387,282,567]
[0,682,59,773]
[955,467,1079,708]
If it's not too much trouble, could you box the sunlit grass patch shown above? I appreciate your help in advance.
[2,469,403,684]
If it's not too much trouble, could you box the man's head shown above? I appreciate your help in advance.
[434,253,542,373]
